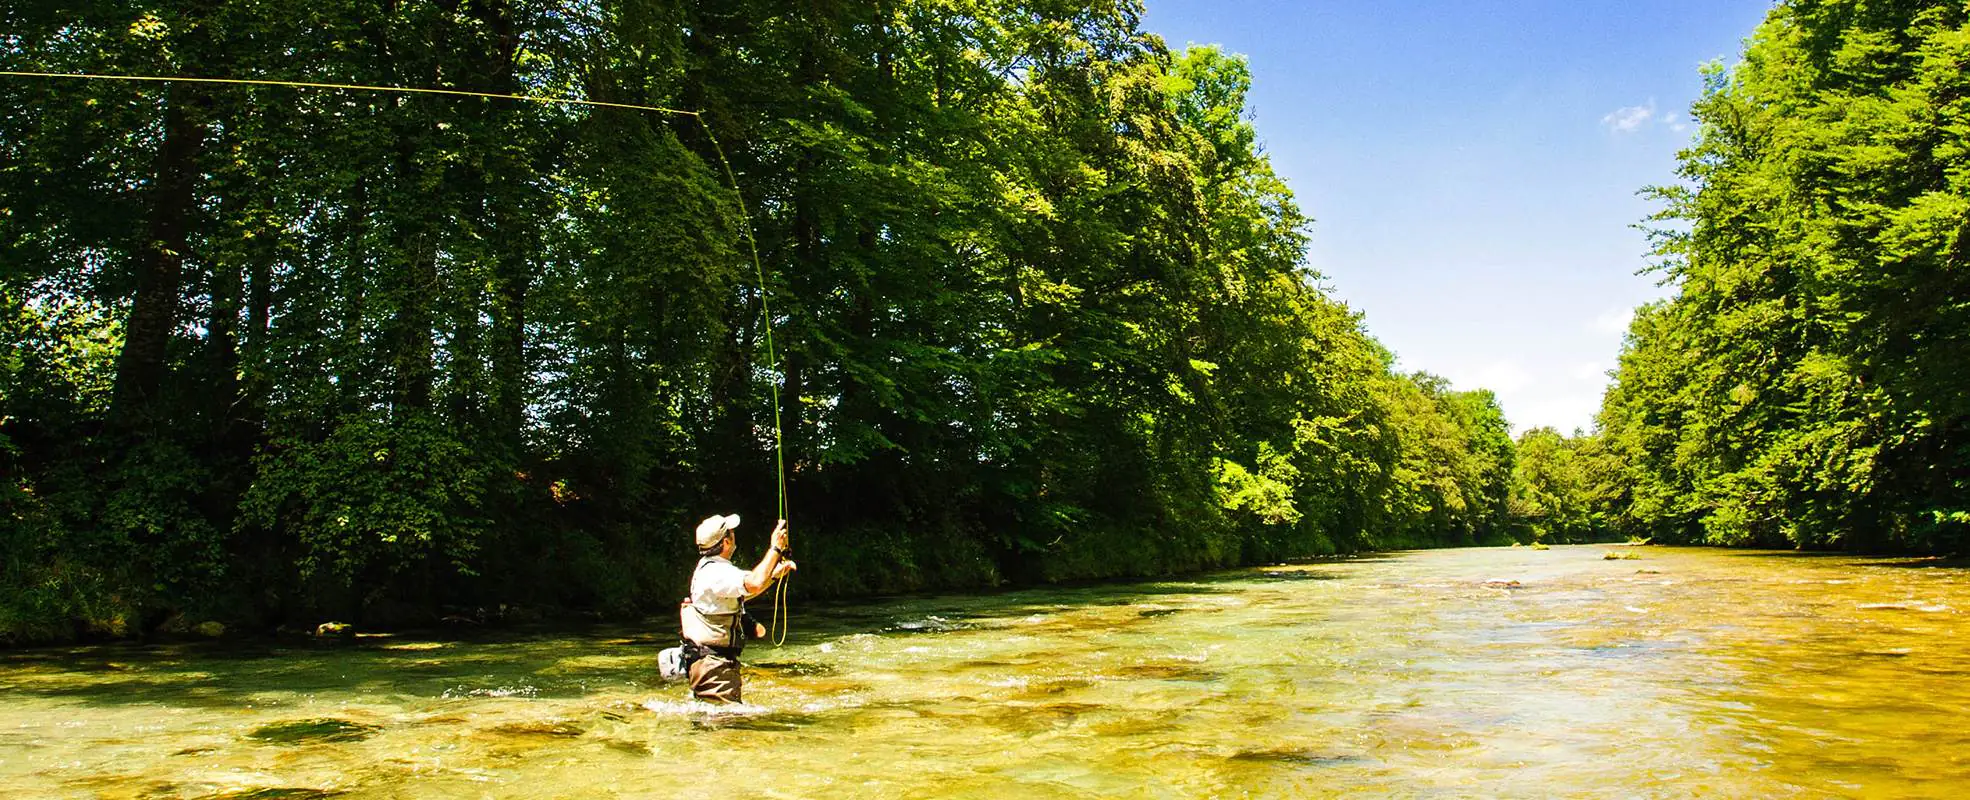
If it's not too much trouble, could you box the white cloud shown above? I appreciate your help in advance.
[1451,359,1533,395]
[1509,391,1605,436]
[1601,101,1656,133]
[1441,359,1616,435]
[1590,307,1632,335]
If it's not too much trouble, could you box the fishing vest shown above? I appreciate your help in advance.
[681,556,745,650]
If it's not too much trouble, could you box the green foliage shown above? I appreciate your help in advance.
[1212,445,1302,527]
[1509,427,1619,543]
[1596,0,1970,554]
[241,412,489,586]
[1367,374,1519,548]
[0,0,1534,642]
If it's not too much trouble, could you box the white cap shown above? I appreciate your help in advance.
[694,514,741,549]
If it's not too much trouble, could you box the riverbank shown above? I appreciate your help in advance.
[1,530,1607,649]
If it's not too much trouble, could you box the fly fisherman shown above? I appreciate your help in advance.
[674,514,795,703]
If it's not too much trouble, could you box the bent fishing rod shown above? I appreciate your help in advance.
[1,68,797,643]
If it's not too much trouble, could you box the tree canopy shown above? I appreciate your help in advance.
[1592,0,1970,554]
[3,0,1549,642]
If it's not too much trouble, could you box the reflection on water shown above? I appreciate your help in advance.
[3,547,1968,798]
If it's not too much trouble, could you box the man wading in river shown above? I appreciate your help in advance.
[674,514,795,703]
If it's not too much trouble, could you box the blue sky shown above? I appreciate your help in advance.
[1139,0,1775,434]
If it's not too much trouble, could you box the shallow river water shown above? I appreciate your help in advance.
[3,546,1968,799]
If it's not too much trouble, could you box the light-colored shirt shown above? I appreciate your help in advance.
[689,556,748,616]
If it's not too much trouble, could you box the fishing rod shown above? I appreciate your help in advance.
[1,68,795,642]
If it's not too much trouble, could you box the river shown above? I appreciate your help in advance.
[2,546,1966,798]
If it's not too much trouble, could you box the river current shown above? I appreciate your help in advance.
[2,546,1966,798]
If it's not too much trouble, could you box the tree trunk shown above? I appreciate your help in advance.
[489,227,528,454]
[483,0,529,456]
[388,113,439,415]
[110,83,208,430]
[391,228,437,414]
[339,178,373,416]
[206,228,242,438]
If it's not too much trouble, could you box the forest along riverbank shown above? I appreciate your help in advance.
[2,546,1966,799]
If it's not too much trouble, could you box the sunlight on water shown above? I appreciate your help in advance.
[3,547,1967,798]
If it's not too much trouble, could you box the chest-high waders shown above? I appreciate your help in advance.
[678,556,749,702]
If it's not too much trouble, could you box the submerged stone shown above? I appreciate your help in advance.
[601,738,652,756]
[1228,747,1364,765]
[1257,570,1339,581]
[489,720,586,738]
[246,718,379,745]
[1115,663,1217,681]
[1013,677,1095,696]
[692,711,819,732]
[1016,702,1105,721]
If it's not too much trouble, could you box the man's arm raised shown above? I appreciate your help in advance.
[743,519,795,597]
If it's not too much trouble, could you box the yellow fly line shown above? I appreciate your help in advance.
[1,68,794,643]
[0,70,701,116]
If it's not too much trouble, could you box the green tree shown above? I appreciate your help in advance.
[1,0,1542,642]
[1600,0,1970,554]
